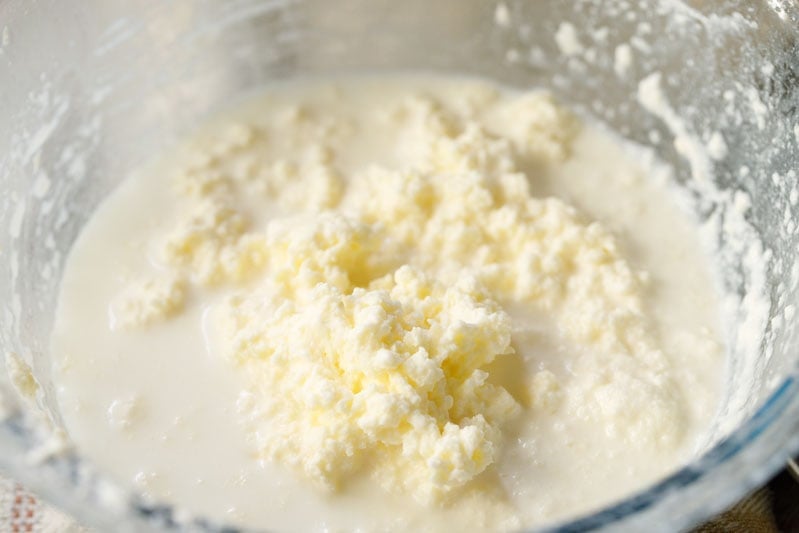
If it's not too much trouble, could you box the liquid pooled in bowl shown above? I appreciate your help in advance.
[51,75,724,531]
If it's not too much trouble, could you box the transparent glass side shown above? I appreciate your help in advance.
[0,0,797,531]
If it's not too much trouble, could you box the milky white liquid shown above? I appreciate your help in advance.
[51,76,724,532]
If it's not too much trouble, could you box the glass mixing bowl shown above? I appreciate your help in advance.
[1,0,798,531]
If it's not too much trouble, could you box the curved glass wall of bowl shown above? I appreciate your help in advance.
[788,458,799,482]
[0,0,798,531]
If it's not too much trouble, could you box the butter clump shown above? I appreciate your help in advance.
[113,276,186,329]
[116,87,689,501]
[221,215,520,502]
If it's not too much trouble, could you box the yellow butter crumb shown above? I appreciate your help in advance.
[112,276,186,329]
[6,352,40,403]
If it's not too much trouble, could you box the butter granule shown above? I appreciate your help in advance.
[112,276,186,329]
